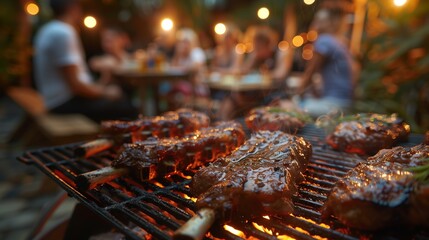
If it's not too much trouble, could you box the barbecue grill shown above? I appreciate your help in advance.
[18,125,428,240]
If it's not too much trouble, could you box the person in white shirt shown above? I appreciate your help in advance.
[34,0,137,121]
[167,28,208,109]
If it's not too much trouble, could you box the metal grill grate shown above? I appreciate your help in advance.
[18,125,428,240]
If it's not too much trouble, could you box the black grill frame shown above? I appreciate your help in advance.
[18,125,428,240]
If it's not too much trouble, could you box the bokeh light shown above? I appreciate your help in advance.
[303,0,316,5]
[307,30,318,42]
[278,41,290,51]
[303,44,314,51]
[83,16,97,28]
[214,23,226,35]
[257,7,270,20]
[161,18,174,31]
[235,43,246,55]
[302,49,314,60]
[393,0,407,7]
[292,35,304,47]
[26,3,39,16]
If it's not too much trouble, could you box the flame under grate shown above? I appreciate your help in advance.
[18,125,428,240]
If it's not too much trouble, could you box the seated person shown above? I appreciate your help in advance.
[210,24,243,74]
[296,8,354,117]
[217,26,292,120]
[210,24,243,101]
[167,28,207,109]
[34,0,137,122]
[90,26,132,84]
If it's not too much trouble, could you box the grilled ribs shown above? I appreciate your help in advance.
[191,131,312,219]
[326,113,410,155]
[101,108,210,142]
[245,106,310,133]
[112,122,245,181]
[322,143,429,230]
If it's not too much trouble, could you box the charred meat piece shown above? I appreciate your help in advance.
[191,131,312,219]
[322,144,429,230]
[101,108,210,142]
[245,106,311,133]
[326,113,410,155]
[112,121,245,181]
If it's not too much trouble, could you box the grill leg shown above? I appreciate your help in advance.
[26,190,68,240]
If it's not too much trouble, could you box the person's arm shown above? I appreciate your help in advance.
[89,55,116,84]
[240,52,256,75]
[228,51,243,75]
[60,65,120,100]
[297,51,325,95]
[270,50,292,83]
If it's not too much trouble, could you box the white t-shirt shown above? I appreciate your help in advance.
[34,20,93,109]
[190,48,206,64]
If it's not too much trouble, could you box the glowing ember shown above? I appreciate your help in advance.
[224,225,246,238]
[294,215,330,229]
[183,194,197,202]
[262,215,270,220]
[154,182,164,188]
[313,235,328,240]
[177,172,192,179]
[294,227,310,235]
[252,222,273,235]
[278,235,296,240]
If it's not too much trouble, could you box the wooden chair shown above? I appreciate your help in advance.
[6,87,99,146]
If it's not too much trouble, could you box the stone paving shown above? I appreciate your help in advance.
[0,96,77,240]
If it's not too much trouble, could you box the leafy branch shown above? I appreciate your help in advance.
[407,158,429,184]
[267,107,313,123]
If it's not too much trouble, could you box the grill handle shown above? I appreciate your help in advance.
[173,208,216,240]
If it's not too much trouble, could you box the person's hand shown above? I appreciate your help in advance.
[103,85,123,101]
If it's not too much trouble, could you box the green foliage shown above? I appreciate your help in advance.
[267,107,313,123]
[407,158,429,184]
[356,0,429,133]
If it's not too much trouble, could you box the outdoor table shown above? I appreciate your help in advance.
[114,68,193,115]
[204,73,274,92]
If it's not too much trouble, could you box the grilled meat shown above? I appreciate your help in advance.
[191,131,312,219]
[101,108,210,142]
[326,113,410,155]
[112,122,245,181]
[245,106,310,133]
[322,143,429,230]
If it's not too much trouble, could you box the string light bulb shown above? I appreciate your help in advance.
[303,0,316,5]
[84,16,97,28]
[257,7,270,20]
[26,3,39,15]
[393,0,407,7]
[161,18,174,31]
[214,23,226,35]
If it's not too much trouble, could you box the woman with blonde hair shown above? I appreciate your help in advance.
[167,28,208,109]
